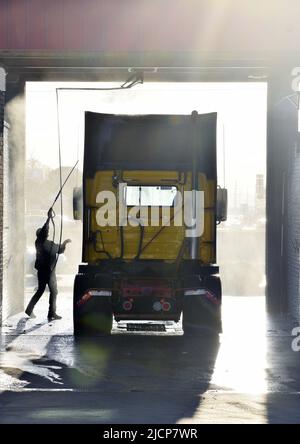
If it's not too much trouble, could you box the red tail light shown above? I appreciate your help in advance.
[162,301,171,312]
[122,300,133,311]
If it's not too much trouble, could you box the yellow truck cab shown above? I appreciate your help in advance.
[73,111,227,335]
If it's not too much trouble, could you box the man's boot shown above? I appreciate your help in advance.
[48,313,62,321]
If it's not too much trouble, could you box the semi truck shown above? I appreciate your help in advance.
[73,111,227,335]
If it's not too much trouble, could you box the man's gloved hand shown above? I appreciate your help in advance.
[64,239,72,244]
[47,208,55,219]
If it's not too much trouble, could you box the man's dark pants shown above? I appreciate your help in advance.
[26,270,58,316]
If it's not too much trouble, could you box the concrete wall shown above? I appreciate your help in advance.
[287,145,300,321]
[0,70,25,323]
[266,70,299,314]
[2,120,24,320]
[2,90,25,322]
[2,1,300,53]
[0,68,5,324]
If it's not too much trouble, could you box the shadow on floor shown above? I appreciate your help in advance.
[0,332,220,424]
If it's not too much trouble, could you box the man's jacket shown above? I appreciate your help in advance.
[34,219,66,272]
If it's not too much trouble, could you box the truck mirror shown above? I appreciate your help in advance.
[217,187,228,223]
[73,187,83,220]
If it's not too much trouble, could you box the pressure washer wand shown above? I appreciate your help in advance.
[50,160,79,210]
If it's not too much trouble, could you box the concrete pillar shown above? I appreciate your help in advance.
[266,66,298,313]
[0,67,5,324]
[3,78,26,320]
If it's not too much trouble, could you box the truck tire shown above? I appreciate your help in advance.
[73,274,113,336]
[183,275,222,335]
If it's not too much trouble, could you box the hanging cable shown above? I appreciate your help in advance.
[51,72,144,272]
[223,123,226,188]
[50,87,64,274]
[50,160,79,208]
[55,70,144,94]
[49,160,78,273]
[76,114,80,188]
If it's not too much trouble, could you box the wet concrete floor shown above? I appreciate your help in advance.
[0,287,300,424]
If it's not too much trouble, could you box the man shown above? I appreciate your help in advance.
[25,208,71,321]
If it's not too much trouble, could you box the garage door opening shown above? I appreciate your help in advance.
[0,80,269,412]
[23,81,267,337]
[25,81,267,288]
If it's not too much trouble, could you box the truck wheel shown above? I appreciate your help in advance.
[73,274,113,336]
[183,275,222,335]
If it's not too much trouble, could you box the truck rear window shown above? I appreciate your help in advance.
[124,186,177,207]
